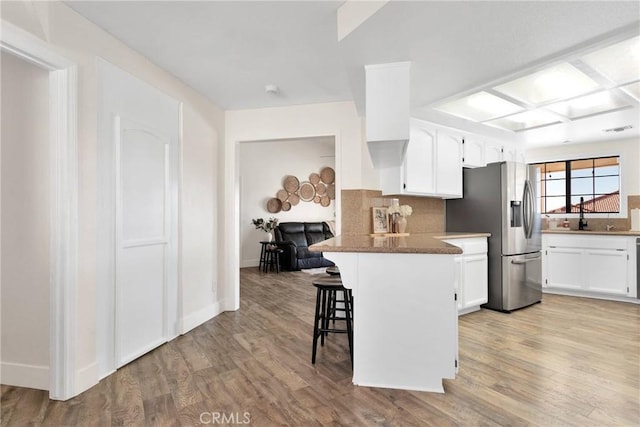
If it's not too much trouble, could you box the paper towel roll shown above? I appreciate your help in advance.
[631,208,640,231]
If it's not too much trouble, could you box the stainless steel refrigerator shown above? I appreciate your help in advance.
[446,161,542,312]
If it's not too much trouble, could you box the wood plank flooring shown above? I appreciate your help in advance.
[2,267,639,426]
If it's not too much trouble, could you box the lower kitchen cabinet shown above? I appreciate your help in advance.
[443,237,488,315]
[545,247,583,290]
[542,234,636,298]
[584,249,628,294]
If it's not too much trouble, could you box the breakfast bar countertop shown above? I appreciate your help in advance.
[309,232,491,255]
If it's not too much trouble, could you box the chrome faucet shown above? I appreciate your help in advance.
[578,196,588,230]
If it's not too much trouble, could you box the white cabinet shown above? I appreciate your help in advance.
[545,247,583,290]
[462,136,485,168]
[404,125,436,194]
[542,234,635,298]
[443,237,489,315]
[584,249,628,295]
[380,120,462,198]
[484,143,504,165]
[462,138,521,168]
[437,132,463,197]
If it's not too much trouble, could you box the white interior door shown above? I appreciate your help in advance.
[97,60,179,377]
[115,117,171,366]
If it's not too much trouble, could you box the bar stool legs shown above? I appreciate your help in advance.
[311,279,353,367]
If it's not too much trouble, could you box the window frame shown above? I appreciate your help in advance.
[532,154,624,219]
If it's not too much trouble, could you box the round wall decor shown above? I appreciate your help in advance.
[267,198,282,213]
[281,201,291,211]
[288,193,300,205]
[320,167,335,184]
[299,181,316,202]
[315,182,326,195]
[320,195,330,207]
[309,172,320,185]
[276,189,288,202]
[283,175,300,193]
[327,183,335,200]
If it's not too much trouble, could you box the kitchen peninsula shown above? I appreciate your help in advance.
[309,232,488,393]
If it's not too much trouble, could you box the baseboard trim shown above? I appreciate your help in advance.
[240,259,259,268]
[543,288,640,304]
[0,361,49,390]
[181,301,222,334]
[75,362,99,396]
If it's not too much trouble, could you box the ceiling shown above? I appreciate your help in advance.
[65,1,640,148]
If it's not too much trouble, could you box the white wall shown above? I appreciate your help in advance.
[239,137,335,267]
[0,52,50,389]
[1,2,224,395]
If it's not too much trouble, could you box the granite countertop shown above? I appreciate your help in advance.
[309,232,490,254]
[543,229,640,236]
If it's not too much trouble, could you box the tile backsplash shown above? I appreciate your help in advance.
[341,190,444,235]
[341,191,640,235]
[542,194,640,232]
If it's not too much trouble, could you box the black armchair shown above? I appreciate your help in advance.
[274,222,335,271]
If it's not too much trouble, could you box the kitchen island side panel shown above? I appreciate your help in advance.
[324,251,457,393]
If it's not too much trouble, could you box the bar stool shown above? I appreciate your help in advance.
[311,276,353,366]
[325,265,340,276]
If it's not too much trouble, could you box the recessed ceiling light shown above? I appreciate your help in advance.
[434,91,523,122]
[620,81,640,102]
[265,84,279,94]
[581,36,640,85]
[485,110,561,132]
[602,125,633,133]
[493,63,601,105]
[545,91,630,119]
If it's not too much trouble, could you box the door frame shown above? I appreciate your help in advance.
[225,132,342,311]
[0,21,78,400]
[96,59,181,379]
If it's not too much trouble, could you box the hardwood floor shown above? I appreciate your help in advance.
[2,267,639,426]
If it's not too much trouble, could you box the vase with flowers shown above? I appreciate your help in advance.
[252,217,279,242]
[386,205,413,234]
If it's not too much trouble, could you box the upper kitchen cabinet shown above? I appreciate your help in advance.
[462,137,523,168]
[462,136,485,168]
[484,142,505,165]
[379,119,462,198]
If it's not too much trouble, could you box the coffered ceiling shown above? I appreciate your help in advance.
[65,1,640,148]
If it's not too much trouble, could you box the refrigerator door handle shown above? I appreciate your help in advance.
[527,178,536,239]
[522,180,531,238]
[511,257,540,265]
[522,179,535,239]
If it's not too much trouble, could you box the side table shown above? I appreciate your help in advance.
[259,241,283,273]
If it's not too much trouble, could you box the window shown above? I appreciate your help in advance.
[533,156,620,214]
